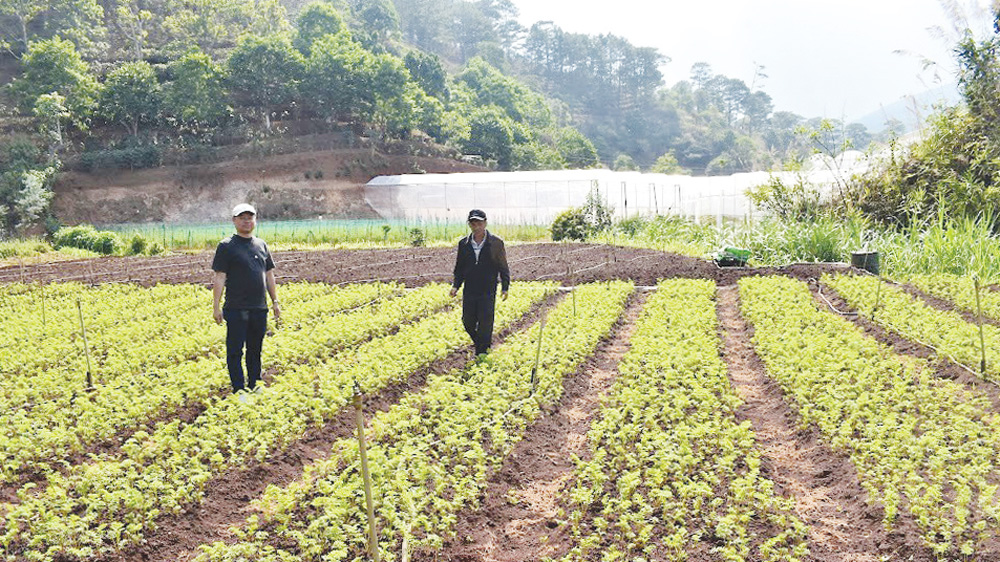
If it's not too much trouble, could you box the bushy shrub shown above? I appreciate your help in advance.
[409,227,425,247]
[551,208,588,241]
[129,233,148,255]
[53,225,125,255]
[79,144,161,171]
[615,216,647,237]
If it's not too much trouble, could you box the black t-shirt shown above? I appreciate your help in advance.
[211,235,275,309]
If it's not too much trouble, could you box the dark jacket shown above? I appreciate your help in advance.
[452,231,510,296]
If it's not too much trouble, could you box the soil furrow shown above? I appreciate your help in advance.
[426,289,646,562]
[717,285,932,562]
[93,291,562,562]
[813,279,1000,413]
[1,299,454,505]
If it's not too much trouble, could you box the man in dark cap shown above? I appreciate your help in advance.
[212,203,281,399]
[450,209,510,357]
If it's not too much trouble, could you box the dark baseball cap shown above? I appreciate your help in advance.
[467,209,487,221]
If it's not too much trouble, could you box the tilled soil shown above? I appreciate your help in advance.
[3,246,981,562]
[0,242,851,288]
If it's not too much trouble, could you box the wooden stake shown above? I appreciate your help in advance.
[40,283,46,335]
[77,298,93,390]
[530,317,546,392]
[975,276,987,377]
[353,384,381,562]
[872,275,883,322]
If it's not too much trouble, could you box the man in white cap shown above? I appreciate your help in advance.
[211,203,281,397]
[450,209,510,357]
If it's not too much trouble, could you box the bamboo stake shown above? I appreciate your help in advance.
[975,276,987,377]
[872,275,883,322]
[77,299,93,390]
[530,316,546,393]
[353,384,381,562]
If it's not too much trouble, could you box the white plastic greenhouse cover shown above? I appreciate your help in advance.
[364,166,857,225]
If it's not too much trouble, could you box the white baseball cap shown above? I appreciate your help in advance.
[232,203,256,217]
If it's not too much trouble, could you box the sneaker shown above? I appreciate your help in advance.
[238,393,249,404]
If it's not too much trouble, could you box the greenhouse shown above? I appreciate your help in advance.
[364,164,857,225]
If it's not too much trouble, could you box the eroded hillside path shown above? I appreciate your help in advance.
[717,285,932,562]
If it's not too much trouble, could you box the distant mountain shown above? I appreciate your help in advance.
[851,83,961,133]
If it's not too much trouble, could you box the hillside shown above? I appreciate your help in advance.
[51,144,485,225]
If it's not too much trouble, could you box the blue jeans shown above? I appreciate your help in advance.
[223,308,268,392]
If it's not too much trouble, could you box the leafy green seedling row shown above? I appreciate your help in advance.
[193,281,633,562]
[0,282,433,487]
[825,273,1000,381]
[0,281,352,398]
[1,282,554,561]
[558,279,806,562]
[741,276,1000,556]
[904,273,1000,322]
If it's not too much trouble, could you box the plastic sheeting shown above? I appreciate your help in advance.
[364,167,851,225]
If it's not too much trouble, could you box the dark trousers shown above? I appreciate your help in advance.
[463,292,497,355]
[223,308,268,392]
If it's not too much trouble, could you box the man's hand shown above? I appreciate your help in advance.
[450,287,458,297]
[272,301,282,321]
[213,308,223,324]
[501,290,508,301]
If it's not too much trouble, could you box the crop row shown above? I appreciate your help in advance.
[1,281,426,486]
[1,282,554,561]
[824,274,1000,381]
[193,281,634,562]
[741,276,1000,555]
[904,272,1000,321]
[557,279,806,562]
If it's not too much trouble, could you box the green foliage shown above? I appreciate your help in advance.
[649,150,684,174]
[98,61,161,136]
[53,224,126,254]
[550,208,588,241]
[303,31,376,121]
[746,174,824,220]
[460,105,515,169]
[11,37,99,129]
[162,0,290,56]
[348,0,400,51]
[454,57,552,127]
[555,127,598,169]
[408,226,424,246]
[226,34,305,129]
[510,140,565,171]
[0,0,104,55]
[33,92,70,159]
[162,49,229,131]
[550,185,613,241]
[79,143,161,171]
[0,137,51,233]
[403,50,448,100]
[612,153,638,171]
[294,1,344,55]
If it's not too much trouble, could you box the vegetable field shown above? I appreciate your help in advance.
[4,243,1000,562]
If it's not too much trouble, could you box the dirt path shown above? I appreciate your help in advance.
[717,285,931,562]
[425,290,647,562]
[94,293,561,562]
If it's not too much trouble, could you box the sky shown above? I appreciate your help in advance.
[513,0,996,124]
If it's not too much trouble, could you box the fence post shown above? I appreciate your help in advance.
[353,384,381,562]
